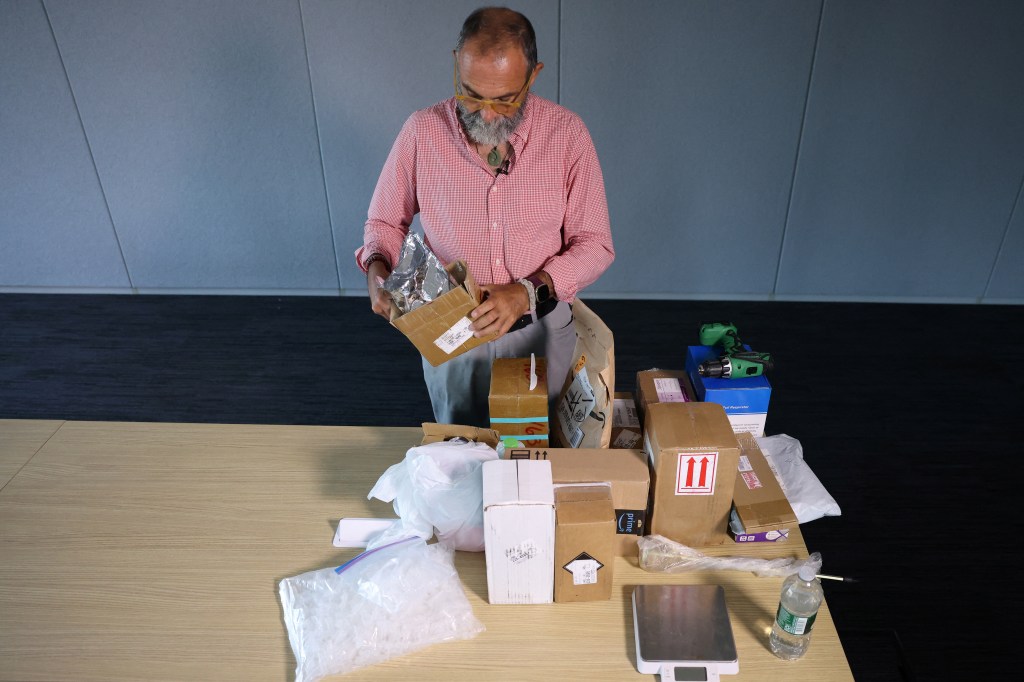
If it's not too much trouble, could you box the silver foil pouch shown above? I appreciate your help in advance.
[383,232,454,315]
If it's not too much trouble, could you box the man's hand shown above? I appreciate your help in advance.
[471,283,530,338]
[367,260,393,320]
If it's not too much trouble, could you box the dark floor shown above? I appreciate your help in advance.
[2,293,1021,680]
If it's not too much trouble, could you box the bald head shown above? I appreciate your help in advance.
[456,7,538,73]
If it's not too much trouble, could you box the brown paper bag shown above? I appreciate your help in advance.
[553,300,614,448]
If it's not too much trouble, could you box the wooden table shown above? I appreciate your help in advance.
[0,420,853,681]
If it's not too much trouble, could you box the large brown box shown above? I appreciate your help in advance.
[643,402,741,547]
[554,485,615,603]
[731,432,797,542]
[489,357,549,448]
[505,447,649,555]
[390,260,496,367]
[635,369,695,427]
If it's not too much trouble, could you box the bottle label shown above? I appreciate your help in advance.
[776,604,818,636]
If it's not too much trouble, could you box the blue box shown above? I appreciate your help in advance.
[684,346,771,436]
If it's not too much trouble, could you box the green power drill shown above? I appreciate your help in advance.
[697,322,774,379]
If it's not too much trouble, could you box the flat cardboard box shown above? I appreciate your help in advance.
[553,299,614,448]
[684,345,771,436]
[420,422,501,449]
[505,447,649,555]
[482,459,555,604]
[643,402,741,547]
[635,369,695,428]
[390,260,496,367]
[554,485,615,603]
[730,432,796,543]
[610,392,643,449]
[489,356,549,448]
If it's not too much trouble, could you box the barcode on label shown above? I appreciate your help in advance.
[433,316,474,354]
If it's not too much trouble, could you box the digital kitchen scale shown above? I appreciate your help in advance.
[632,585,739,682]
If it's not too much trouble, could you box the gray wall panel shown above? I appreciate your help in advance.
[302,0,560,291]
[778,0,1024,298]
[0,0,128,288]
[45,0,336,290]
[986,183,1024,300]
[561,0,821,296]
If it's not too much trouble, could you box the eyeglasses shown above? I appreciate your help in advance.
[453,51,532,117]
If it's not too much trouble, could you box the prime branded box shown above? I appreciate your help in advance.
[505,447,649,556]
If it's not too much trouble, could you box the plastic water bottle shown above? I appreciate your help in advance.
[769,562,824,660]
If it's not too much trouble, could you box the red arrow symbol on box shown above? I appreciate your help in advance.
[698,457,709,487]
[685,457,695,487]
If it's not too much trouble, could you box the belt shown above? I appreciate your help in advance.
[508,297,558,333]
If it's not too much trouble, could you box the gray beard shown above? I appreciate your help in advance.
[456,95,527,148]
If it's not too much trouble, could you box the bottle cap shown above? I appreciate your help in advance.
[798,564,817,581]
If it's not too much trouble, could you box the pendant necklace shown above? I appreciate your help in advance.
[486,146,502,167]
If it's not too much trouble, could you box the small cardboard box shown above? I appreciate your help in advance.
[489,356,549,448]
[505,447,649,555]
[482,459,555,604]
[730,432,796,543]
[610,392,643,449]
[420,422,501,449]
[390,260,496,367]
[643,402,741,547]
[635,369,695,427]
[684,346,771,437]
[553,299,614,449]
[554,485,615,603]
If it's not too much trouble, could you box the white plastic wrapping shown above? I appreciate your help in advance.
[367,440,499,551]
[278,537,485,682]
[756,434,841,523]
[638,534,822,578]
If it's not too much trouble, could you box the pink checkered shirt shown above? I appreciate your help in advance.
[356,95,614,302]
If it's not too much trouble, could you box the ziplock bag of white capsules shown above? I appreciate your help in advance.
[366,439,499,552]
[382,232,453,314]
[278,537,484,682]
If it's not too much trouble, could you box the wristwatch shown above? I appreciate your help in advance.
[526,273,553,305]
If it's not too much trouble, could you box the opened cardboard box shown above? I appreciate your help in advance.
[643,402,740,547]
[390,260,496,367]
[420,422,501,449]
[505,447,649,555]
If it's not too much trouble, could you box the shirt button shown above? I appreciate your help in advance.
[491,186,497,193]
[494,259,501,265]
[492,222,498,229]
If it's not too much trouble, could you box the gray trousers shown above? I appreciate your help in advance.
[422,301,575,428]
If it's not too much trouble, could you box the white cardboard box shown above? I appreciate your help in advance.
[482,459,555,604]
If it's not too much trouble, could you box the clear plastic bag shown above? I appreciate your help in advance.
[638,534,822,578]
[756,434,841,523]
[278,537,484,682]
[367,439,499,552]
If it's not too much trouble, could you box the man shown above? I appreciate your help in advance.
[356,6,614,427]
